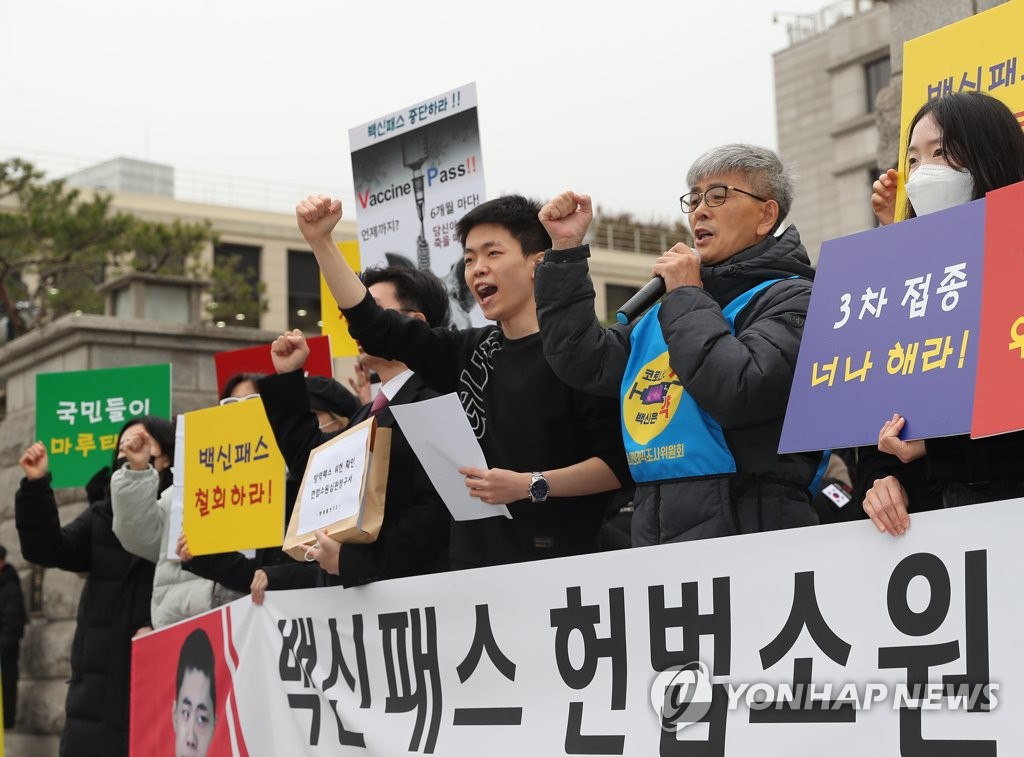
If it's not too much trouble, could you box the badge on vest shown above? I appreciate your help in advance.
[622,351,684,446]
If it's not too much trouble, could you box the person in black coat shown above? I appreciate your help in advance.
[863,92,1024,535]
[250,265,453,598]
[15,416,172,757]
[0,544,26,728]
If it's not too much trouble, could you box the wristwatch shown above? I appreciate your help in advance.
[529,471,550,503]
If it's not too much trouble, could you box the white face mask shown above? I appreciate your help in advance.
[905,163,975,216]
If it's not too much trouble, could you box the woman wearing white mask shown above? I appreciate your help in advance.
[861,91,1024,536]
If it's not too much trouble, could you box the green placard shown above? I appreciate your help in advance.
[36,364,172,488]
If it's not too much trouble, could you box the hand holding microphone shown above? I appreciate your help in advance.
[616,276,666,324]
[616,244,702,324]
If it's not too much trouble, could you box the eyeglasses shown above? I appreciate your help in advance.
[680,185,769,214]
[219,393,260,406]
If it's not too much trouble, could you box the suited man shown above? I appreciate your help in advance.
[253,265,452,596]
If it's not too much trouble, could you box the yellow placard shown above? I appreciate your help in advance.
[321,240,361,357]
[898,1,1024,218]
[182,399,285,555]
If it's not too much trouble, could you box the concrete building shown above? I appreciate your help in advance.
[773,0,891,265]
[773,0,1013,265]
[875,0,1012,168]
[65,156,175,197]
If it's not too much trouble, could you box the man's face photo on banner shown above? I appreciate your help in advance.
[173,628,218,757]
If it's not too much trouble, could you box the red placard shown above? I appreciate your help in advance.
[972,180,1024,438]
[214,335,333,396]
[130,607,249,757]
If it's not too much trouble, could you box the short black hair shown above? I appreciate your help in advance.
[221,372,265,401]
[176,628,216,715]
[455,195,551,256]
[361,265,451,328]
[904,91,1024,218]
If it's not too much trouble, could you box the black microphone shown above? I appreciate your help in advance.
[615,276,665,325]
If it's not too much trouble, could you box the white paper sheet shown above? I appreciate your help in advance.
[390,393,511,521]
[296,424,370,536]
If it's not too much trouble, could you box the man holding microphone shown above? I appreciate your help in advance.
[535,143,824,546]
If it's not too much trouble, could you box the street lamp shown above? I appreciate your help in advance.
[402,133,431,270]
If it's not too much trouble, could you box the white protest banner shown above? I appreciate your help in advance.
[133,499,1024,755]
[349,83,485,328]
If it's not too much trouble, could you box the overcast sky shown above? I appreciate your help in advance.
[2,0,844,224]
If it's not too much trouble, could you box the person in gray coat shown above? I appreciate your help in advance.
[111,420,241,629]
[536,144,825,545]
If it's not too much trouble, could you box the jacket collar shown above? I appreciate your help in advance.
[700,225,815,305]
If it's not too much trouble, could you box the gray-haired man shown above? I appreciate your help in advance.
[536,143,825,546]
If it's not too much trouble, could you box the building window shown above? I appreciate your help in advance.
[288,250,322,334]
[212,242,261,328]
[865,56,891,113]
[605,283,640,325]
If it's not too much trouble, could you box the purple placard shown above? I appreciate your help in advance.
[779,199,985,453]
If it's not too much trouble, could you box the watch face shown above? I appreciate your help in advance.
[530,476,550,501]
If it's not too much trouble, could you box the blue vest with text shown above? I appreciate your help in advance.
[620,279,783,483]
